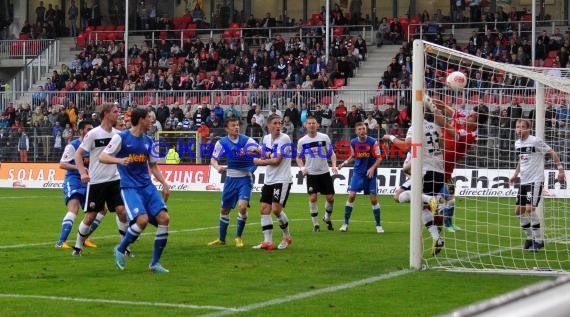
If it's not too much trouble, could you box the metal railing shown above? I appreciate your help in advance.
[2,86,570,167]
[80,24,375,51]
[0,39,54,60]
[407,19,570,42]
[7,40,60,103]
[1,86,561,113]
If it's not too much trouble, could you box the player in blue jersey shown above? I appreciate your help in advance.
[338,122,384,233]
[100,107,171,273]
[55,120,100,249]
[208,117,260,248]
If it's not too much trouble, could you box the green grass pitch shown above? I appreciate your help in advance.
[0,188,549,316]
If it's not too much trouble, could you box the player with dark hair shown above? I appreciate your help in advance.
[55,120,100,249]
[338,121,384,233]
[100,107,171,272]
[208,117,260,247]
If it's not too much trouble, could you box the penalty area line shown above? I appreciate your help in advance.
[0,293,241,312]
[198,269,414,317]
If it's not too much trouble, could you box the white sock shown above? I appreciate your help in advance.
[261,214,273,243]
[530,212,543,243]
[399,191,411,203]
[519,213,532,238]
[277,211,290,238]
[116,214,128,236]
[74,221,90,249]
[422,209,440,240]
[324,201,333,221]
[309,201,318,226]
[62,211,76,224]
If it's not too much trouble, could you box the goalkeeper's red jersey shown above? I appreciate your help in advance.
[443,110,477,182]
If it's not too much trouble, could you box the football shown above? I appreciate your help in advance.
[446,71,467,91]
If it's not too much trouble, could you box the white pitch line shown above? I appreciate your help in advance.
[3,196,55,199]
[0,294,240,312]
[198,269,414,317]
[0,219,406,249]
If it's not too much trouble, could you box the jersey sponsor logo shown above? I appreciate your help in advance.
[128,153,148,163]
[94,138,112,147]
[516,146,536,155]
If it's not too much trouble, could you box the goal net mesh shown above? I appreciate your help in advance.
[418,41,570,273]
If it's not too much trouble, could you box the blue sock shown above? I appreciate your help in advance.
[236,213,247,238]
[151,225,168,266]
[88,213,105,235]
[443,206,455,227]
[372,204,381,226]
[58,212,75,244]
[117,223,142,253]
[219,214,230,242]
[344,202,353,224]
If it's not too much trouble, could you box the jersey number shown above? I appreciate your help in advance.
[425,131,441,154]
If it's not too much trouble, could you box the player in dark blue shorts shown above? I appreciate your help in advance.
[100,108,171,273]
[55,120,101,249]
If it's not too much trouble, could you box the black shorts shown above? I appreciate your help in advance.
[307,172,335,195]
[84,180,124,213]
[260,183,292,207]
[516,182,543,207]
[423,171,445,196]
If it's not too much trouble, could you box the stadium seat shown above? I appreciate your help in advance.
[469,94,480,104]
[499,95,511,105]
[311,13,322,22]
[525,95,536,104]
[320,96,332,105]
[374,96,387,105]
[543,58,553,67]
[483,95,495,104]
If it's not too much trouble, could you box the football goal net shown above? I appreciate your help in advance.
[410,39,570,274]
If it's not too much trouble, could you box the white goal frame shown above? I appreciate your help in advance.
[410,39,570,273]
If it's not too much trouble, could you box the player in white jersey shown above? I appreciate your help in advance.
[384,101,452,256]
[72,103,129,256]
[296,116,338,232]
[252,114,293,250]
[392,151,412,204]
[510,119,566,251]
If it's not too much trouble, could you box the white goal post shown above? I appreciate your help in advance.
[410,39,570,274]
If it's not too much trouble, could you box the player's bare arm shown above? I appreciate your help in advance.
[548,149,566,182]
[510,161,521,184]
[150,161,170,202]
[99,152,132,166]
[210,157,226,174]
[74,147,90,183]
